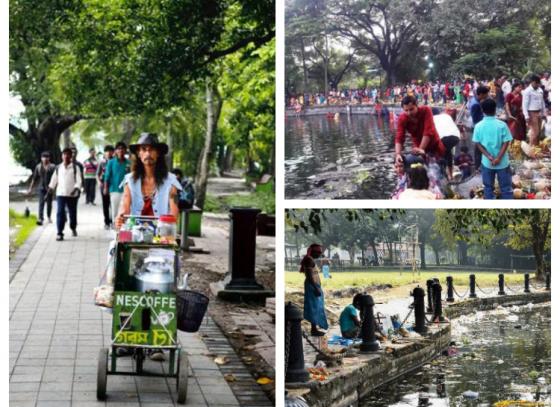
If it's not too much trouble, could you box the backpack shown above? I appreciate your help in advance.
[178,178,195,210]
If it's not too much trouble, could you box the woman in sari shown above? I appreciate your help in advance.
[505,82,526,141]
[301,244,328,336]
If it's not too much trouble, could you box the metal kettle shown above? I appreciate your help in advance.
[134,256,174,293]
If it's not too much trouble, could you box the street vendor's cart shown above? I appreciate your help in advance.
[97,238,190,403]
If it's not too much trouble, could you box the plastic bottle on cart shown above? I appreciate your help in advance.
[157,215,177,243]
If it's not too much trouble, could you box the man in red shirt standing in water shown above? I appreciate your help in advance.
[394,95,446,168]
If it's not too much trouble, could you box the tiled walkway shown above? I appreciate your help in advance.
[9,201,264,406]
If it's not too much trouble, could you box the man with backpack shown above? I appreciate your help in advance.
[171,168,195,210]
[48,147,82,241]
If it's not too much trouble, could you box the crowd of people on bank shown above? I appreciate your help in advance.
[26,137,196,241]
[286,72,551,111]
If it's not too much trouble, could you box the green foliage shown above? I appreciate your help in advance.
[285,270,525,291]
[204,191,275,214]
[9,209,38,250]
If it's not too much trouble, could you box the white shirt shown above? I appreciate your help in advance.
[501,80,512,97]
[398,188,437,200]
[434,113,460,139]
[49,162,82,197]
[522,86,546,118]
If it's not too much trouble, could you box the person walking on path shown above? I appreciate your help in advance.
[473,98,514,200]
[97,145,114,229]
[48,147,82,240]
[103,141,130,226]
[114,133,181,360]
[469,85,490,170]
[523,74,547,146]
[27,151,56,225]
[83,147,98,205]
[505,82,527,141]
[301,243,329,337]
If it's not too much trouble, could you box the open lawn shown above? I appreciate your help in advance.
[9,209,37,255]
[285,270,528,291]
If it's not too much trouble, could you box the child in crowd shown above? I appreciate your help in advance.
[391,155,408,199]
[398,163,438,200]
[339,294,363,339]
[473,98,513,199]
[454,146,474,178]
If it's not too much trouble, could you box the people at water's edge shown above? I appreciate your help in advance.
[301,243,329,337]
[469,86,490,170]
[115,132,181,360]
[339,294,363,339]
[473,98,513,199]
[28,152,56,225]
[395,96,446,166]
[48,148,82,241]
[523,74,547,146]
[83,147,98,205]
[103,142,130,226]
[97,145,115,229]
[505,82,527,141]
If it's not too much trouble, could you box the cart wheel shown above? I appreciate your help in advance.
[97,348,108,401]
[177,353,189,404]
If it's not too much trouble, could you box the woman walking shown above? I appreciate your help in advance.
[301,244,329,336]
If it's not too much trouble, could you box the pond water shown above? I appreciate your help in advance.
[364,303,551,406]
[285,114,399,199]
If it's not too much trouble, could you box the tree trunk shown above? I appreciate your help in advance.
[348,247,355,265]
[62,129,72,149]
[224,146,234,173]
[166,119,173,169]
[457,241,468,265]
[324,32,329,104]
[122,118,135,145]
[300,38,308,95]
[434,249,440,266]
[195,79,222,210]
[420,243,426,270]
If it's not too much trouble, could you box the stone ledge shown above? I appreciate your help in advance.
[444,291,550,319]
[287,325,451,407]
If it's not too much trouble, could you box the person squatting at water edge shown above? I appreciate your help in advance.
[301,244,329,337]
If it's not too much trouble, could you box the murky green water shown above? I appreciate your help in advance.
[364,304,551,406]
[285,115,399,199]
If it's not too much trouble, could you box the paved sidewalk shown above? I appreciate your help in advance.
[9,201,254,407]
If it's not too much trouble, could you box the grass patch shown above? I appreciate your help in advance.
[9,209,37,249]
[285,270,527,290]
[205,191,275,214]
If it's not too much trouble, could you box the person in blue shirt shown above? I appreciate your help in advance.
[469,85,489,170]
[339,294,364,339]
[472,98,514,199]
[103,141,130,225]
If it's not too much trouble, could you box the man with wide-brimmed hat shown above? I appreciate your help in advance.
[114,132,181,360]
[115,133,181,232]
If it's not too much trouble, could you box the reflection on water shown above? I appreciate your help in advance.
[364,305,551,406]
[285,114,400,199]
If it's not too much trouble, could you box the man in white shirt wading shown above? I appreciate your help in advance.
[522,74,547,146]
[48,147,82,241]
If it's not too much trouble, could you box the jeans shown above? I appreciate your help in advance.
[441,136,460,169]
[84,179,97,204]
[481,166,513,199]
[101,189,112,226]
[37,188,52,221]
[110,192,123,225]
[56,196,78,235]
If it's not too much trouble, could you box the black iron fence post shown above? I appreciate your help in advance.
[498,274,506,295]
[469,274,477,298]
[285,302,310,383]
[359,294,380,353]
[546,272,551,291]
[431,281,444,322]
[412,287,427,334]
[426,279,434,313]
[524,273,530,293]
[446,276,454,302]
